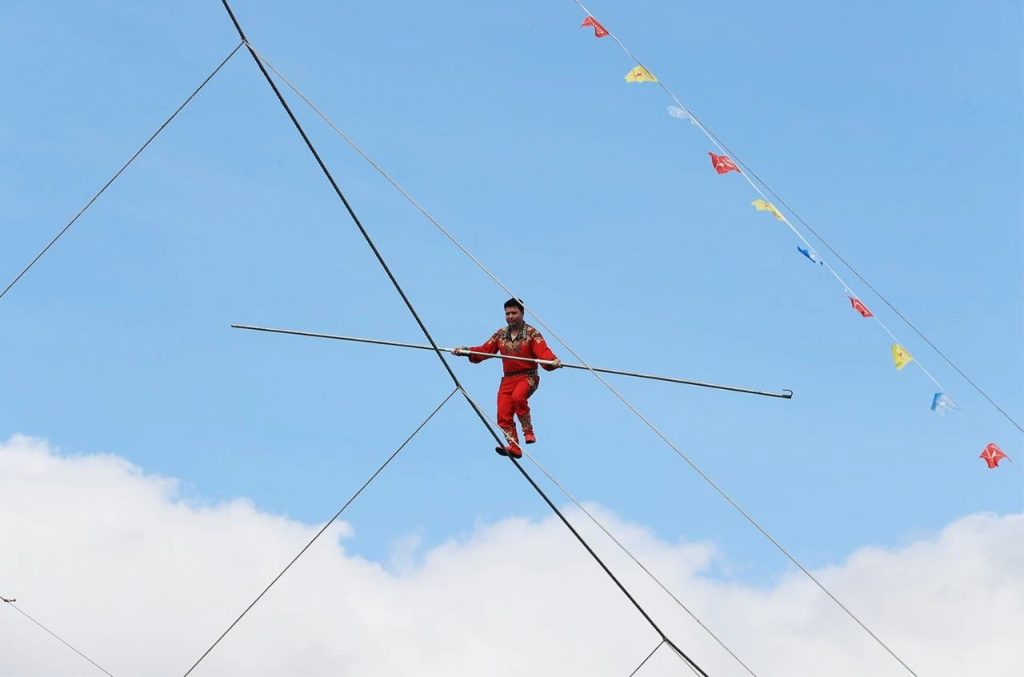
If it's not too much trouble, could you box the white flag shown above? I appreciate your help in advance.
[667,105,696,125]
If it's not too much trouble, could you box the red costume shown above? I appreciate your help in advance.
[467,324,559,454]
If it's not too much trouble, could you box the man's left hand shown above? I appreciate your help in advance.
[551,359,562,369]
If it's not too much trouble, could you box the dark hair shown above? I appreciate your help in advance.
[503,297,525,312]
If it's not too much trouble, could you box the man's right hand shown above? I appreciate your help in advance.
[453,347,467,357]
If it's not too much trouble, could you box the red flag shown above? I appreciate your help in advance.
[581,16,609,38]
[709,152,740,175]
[980,443,1008,469]
[849,296,873,317]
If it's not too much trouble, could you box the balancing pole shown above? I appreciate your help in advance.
[231,323,793,399]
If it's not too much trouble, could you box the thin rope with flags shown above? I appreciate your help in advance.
[568,0,1016,471]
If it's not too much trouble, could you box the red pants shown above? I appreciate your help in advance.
[497,373,539,443]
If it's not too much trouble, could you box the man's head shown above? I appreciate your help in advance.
[504,298,525,328]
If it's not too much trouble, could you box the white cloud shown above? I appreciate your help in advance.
[1,435,1020,676]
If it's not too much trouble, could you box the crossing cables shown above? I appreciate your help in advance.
[215,1,709,674]
[451,388,710,676]
[237,42,917,676]
[521,449,759,677]
[629,640,665,677]
[232,322,760,674]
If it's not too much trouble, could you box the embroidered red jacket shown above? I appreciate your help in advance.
[468,324,559,375]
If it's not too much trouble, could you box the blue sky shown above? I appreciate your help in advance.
[3,0,1021,590]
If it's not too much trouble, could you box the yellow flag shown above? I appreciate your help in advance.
[752,199,785,221]
[625,66,657,83]
[891,344,913,370]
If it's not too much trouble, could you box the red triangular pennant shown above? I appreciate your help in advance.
[709,152,740,175]
[849,296,873,317]
[980,443,1008,469]
[581,16,609,38]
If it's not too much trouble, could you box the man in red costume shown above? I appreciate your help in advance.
[454,298,561,458]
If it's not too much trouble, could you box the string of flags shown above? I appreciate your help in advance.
[573,5,1012,469]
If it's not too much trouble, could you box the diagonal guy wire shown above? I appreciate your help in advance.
[453,387,710,676]
[455,380,747,673]
[181,387,458,676]
[628,639,664,676]
[523,449,758,676]
[2,597,115,676]
[0,42,243,302]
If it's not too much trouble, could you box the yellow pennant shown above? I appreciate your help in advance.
[891,343,914,370]
[625,66,657,83]
[752,199,785,221]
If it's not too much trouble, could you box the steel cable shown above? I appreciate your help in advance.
[215,2,711,675]
[0,42,243,302]
[244,42,913,675]
[2,597,115,677]
[181,387,458,677]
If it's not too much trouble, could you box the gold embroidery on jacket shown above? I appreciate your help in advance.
[495,325,543,356]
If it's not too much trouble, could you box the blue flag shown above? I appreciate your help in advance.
[930,392,955,415]
[797,246,823,265]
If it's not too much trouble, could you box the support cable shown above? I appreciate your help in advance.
[181,387,458,677]
[218,3,709,673]
[466,381,753,671]
[236,315,756,672]
[510,452,707,676]
[220,2,503,449]
[454,387,709,676]
[2,596,115,677]
[628,640,664,677]
[522,449,758,676]
[240,45,913,675]
[0,42,243,303]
